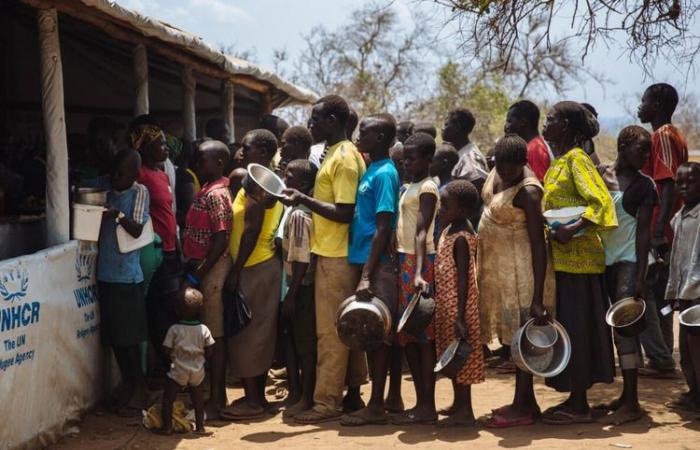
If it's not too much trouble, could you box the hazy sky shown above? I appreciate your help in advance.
[119,0,699,123]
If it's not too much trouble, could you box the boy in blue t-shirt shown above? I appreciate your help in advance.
[343,114,399,426]
[97,149,151,414]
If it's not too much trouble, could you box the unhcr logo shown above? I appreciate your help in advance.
[0,267,40,332]
[0,268,29,303]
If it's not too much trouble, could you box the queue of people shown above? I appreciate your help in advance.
[91,83,700,435]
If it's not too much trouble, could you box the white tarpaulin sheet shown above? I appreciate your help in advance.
[0,242,102,450]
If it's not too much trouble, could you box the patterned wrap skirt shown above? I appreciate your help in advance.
[397,253,435,346]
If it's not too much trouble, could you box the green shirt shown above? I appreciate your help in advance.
[543,148,617,274]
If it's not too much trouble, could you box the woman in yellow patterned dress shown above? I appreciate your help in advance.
[434,179,484,427]
[540,101,618,425]
[480,135,555,428]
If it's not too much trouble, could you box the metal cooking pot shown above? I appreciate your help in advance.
[247,163,286,199]
[397,291,435,337]
[524,321,558,355]
[434,339,473,379]
[511,318,571,377]
[606,297,647,337]
[75,188,107,206]
[680,304,700,336]
[336,295,392,351]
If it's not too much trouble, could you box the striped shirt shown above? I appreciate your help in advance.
[643,124,688,242]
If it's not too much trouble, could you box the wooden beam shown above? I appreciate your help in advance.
[233,75,269,94]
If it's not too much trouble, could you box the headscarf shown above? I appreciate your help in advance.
[552,101,600,143]
[130,124,163,151]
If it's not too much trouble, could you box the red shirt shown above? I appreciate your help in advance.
[183,177,233,260]
[642,124,688,243]
[138,166,177,252]
[527,136,551,181]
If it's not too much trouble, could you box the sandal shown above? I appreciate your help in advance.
[541,409,594,425]
[295,409,343,424]
[483,413,535,428]
[219,402,266,421]
[599,406,644,425]
[665,396,700,412]
[437,414,476,427]
[390,411,437,425]
[492,404,541,418]
[340,408,388,426]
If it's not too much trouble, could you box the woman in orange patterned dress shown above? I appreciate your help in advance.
[434,179,485,427]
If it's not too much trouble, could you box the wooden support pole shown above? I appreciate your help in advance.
[181,65,196,141]
[133,42,148,116]
[221,80,235,143]
[37,7,69,245]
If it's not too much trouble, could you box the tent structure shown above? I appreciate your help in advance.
[2,0,317,250]
[0,2,317,449]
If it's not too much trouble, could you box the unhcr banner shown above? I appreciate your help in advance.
[0,241,102,450]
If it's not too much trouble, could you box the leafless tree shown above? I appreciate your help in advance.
[489,15,608,98]
[429,0,700,74]
[295,2,430,115]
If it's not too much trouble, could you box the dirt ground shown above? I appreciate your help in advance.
[50,364,700,450]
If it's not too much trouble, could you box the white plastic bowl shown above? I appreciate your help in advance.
[543,206,586,228]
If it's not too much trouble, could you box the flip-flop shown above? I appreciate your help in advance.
[390,411,437,425]
[483,413,535,428]
[665,397,700,412]
[541,409,594,425]
[340,408,389,426]
[492,404,542,418]
[599,407,644,426]
[295,409,343,424]
[219,402,266,421]
[638,367,680,379]
[437,415,476,427]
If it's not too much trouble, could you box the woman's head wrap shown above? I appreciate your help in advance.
[553,101,600,141]
[130,124,163,151]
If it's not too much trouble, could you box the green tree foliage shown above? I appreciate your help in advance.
[409,61,512,150]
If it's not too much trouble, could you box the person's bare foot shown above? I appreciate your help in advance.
[283,399,313,419]
[599,403,644,425]
[438,404,457,416]
[340,406,388,426]
[342,391,365,413]
[391,405,437,425]
[438,408,476,427]
[384,394,405,414]
[593,396,623,412]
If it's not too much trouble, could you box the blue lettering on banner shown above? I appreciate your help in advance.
[0,302,40,332]
[73,285,98,308]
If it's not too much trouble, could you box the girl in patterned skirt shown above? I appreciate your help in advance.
[392,133,441,425]
[434,179,485,427]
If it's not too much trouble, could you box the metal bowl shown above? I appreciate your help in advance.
[434,339,473,379]
[75,187,107,206]
[680,304,700,336]
[247,163,286,198]
[397,291,435,337]
[511,318,571,377]
[606,297,647,337]
[336,295,392,351]
[524,321,558,354]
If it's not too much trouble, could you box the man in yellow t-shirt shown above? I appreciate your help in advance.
[283,95,367,424]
